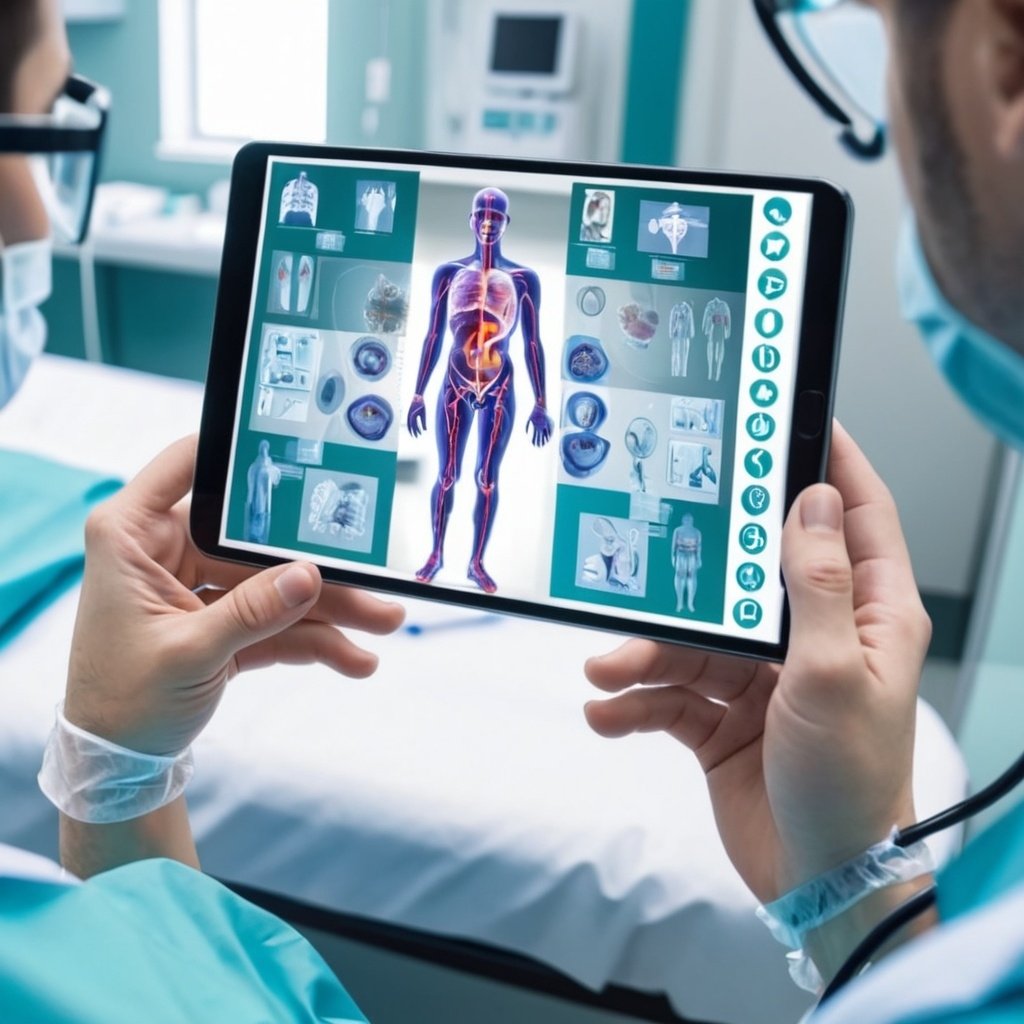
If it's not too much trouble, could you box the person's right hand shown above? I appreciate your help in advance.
[584,423,932,905]
[407,394,427,436]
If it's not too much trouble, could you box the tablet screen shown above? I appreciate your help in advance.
[213,152,835,651]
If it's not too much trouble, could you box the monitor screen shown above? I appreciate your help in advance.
[490,15,562,75]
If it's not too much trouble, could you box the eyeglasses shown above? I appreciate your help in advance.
[0,75,110,245]
[753,0,887,160]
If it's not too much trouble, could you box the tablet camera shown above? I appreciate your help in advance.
[351,336,391,381]
[347,395,394,442]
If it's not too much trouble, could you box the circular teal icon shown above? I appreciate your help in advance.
[752,343,782,372]
[739,523,768,554]
[758,269,789,301]
[737,563,766,593]
[734,599,764,629]
[745,448,774,479]
[750,379,778,407]
[742,485,771,516]
[764,197,792,227]
[747,412,776,442]
[754,309,784,339]
[761,232,791,261]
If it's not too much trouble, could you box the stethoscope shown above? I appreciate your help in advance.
[821,751,1024,1002]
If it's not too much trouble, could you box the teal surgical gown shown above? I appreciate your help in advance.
[0,857,367,1023]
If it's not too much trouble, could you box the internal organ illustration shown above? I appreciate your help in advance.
[347,395,393,441]
[671,513,702,614]
[582,517,641,592]
[565,335,609,383]
[647,202,689,254]
[316,371,345,414]
[308,479,368,539]
[406,187,553,594]
[625,416,658,492]
[364,274,409,335]
[352,336,391,380]
[670,300,696,377]
[276,254,314,314]
[561,392,610,479]
[703,297,732,381]
[618,303,660,349]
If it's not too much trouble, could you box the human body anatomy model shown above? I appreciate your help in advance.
[406,188,554,593]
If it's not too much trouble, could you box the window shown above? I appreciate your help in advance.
[158,0,329,161]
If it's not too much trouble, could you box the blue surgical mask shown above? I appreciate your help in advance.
[0,237,51,409]
[898,218,1024,450]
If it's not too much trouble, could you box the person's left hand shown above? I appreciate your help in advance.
[63,435,406,757]
[526,402,553,446]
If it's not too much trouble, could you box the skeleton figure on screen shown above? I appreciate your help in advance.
[406,188,554,593]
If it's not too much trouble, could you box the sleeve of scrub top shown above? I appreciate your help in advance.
[0,857,368,1024]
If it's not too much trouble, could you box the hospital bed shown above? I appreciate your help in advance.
[0,355,969,1024]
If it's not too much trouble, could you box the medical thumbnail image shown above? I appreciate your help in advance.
[267,251,318,318]
[558,387,726,508]
[636,201,710,259]
[576,513,649,598]
[355,180,397,234]
[580,189,615,244]
[250,326,398,450]
[280,171,319,228]
[240,436,383,557]
[316,258,411,337]
[563,277,745,396]
[298,468,380,555]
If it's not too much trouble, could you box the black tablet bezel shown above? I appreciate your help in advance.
[192,143,852,663]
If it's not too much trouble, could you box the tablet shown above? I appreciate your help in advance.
[192,144,851,662]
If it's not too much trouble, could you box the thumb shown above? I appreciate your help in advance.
[188,562,322,667]
[782,485,860,666]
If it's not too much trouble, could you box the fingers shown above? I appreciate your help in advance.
[182,544,405,635]
[115,434,198,515]
[585,685,725,749]
[182,562,323,673]
[782,484,861,669]
[234,619,382,679]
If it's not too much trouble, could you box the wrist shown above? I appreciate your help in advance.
[803,873,937,985]
[38,702,194,825]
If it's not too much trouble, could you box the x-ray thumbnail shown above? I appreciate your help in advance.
[580,189,615,244]
[267,251,317,317]
[298,469,379,554]
[317,258,411,336]
[670,396,724,438]
[355,180,397,234]
[637,201,710,258]
[576,513,648,597]
[280,171,319,227]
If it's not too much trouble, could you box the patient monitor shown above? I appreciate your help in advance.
[430,3,589,160]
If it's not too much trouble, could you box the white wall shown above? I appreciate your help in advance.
[677,1,999,596]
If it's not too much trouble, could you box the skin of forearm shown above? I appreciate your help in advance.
[59,795,200,879]
[804,873,938,985]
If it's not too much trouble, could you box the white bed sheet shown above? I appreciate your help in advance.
[0,356,969,1024]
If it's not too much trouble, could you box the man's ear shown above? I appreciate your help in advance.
[991,0,1024,156]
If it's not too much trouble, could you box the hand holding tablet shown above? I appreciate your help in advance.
[192,145,851,661]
